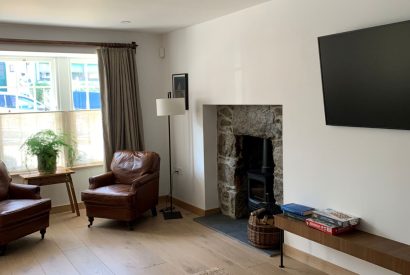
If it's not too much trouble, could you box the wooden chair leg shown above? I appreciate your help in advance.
[128,221,134,231]
[151,206,157,217]
[88,217,94,228]
[40,228,47,240]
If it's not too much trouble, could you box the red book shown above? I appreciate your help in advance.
[306,218,355,235]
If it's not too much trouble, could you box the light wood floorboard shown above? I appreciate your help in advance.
[0,205,327,275]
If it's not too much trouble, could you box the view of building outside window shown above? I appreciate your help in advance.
[0,59,57,113]
[71,61,101,110]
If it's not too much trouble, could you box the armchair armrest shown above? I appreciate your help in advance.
[89,172,115,189]
[9,183,41,199]
[130,172,159,192]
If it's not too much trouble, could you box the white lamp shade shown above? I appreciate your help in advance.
[156,98,185,116]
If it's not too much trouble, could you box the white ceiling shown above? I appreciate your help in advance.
[0,0,270,33]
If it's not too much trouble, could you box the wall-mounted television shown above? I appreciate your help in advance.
[318,20,410,131]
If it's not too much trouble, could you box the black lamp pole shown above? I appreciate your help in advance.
[161,92,182,220]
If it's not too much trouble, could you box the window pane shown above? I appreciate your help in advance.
[0,62,6,92]
[71,63,85,82]
[0,59,57,113]
[37,62,51,82]
[72,89,87,110]
[70,60,99,111]
[87,64,99,82]
[68,110,104,165]
[0,112,64,171]
[89,89,101,109]
[18,93,36,111]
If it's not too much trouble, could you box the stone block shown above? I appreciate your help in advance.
[218,162,236,186]
[274,176,283,205]
[218,155,237,167]
[273,106,282,116]
[220,118,231,126]
[232,105,281,139]
[218,133,237,158]
[273,142,283,170]
[218,185,237,218]
[217,106,233,119]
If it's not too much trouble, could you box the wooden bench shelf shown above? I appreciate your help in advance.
[274,214,410,274]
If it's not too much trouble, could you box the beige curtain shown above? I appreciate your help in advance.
[97,47,144,169]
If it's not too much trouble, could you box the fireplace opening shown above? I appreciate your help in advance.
[240,135,265,171]
[236,136,281,214]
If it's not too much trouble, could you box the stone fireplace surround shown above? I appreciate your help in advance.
[217,105,283,218]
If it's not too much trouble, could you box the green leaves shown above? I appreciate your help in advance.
[21,129,77,168]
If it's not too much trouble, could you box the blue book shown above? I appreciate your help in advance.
[281,203,314,216]
[283,211,308,221]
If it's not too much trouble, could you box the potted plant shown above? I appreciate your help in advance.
[21,129,76,174]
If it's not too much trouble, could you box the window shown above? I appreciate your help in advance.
[0,52,103,171]
[0,58,57,112]
[70,60,101,110]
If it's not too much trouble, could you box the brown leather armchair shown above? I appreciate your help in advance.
[81,151,160,229]
[0,161,51,255]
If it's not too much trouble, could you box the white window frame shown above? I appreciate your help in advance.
[69,58,100,110]
[0,53,103,171]
[0,56,58,112]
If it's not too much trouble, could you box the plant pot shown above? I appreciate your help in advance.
[37,154,57,174]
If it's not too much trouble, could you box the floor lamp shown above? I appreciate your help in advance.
[156,96,185,219]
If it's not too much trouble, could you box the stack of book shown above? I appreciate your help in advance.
[306,209,360,235]
[281,203,314,221]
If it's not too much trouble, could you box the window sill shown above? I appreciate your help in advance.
[9,162,104,176]
[70,162,104,170]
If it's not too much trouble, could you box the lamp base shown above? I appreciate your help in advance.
[163,210,183,220]
[160,206,175,213]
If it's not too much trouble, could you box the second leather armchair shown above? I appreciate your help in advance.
[81,151,160,230]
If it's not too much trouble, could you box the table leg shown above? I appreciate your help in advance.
[279,229,285,268]
[67,175,80,216]
[65,181,75,213]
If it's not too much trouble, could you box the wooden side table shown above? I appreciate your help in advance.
[274,214,410,274]
[18,168,80,216]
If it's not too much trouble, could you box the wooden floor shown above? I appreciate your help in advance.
[0,206,326,275]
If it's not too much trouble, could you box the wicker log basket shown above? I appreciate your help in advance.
[247,208,281,248]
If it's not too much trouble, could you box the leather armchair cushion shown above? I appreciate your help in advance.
[0,199,51,227]
[81,184,135,207]
[9,183,41,200]
[111,151,160,185]
[0,161,12,201]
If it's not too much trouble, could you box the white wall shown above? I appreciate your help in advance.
[162,1,410,274]
[0,23,170,203]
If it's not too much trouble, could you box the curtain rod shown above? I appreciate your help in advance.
[0,38,138,49]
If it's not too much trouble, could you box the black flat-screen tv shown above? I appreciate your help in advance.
[318,20,410,130]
